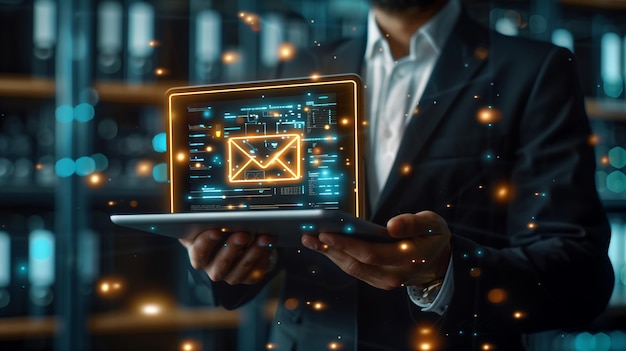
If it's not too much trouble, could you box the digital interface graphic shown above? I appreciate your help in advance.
[169,81,360,213]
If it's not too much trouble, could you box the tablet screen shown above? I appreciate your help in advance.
[167,75,364,217]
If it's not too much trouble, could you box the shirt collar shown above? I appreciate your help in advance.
[364,0,461,60]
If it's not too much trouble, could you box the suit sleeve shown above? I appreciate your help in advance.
[442,47,614,334]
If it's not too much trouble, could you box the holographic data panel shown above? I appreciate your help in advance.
[183,91,351,212]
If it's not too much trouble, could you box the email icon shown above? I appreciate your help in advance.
[227,134,301,183]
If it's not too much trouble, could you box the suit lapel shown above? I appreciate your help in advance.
[371,12,490,219]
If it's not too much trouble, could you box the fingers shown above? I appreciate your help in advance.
[302,234,403,290]
[386,210,448,239]
[179,230,223,270]
[316,233,415,267]
[222,236,275,285]
[180,230,276,285]
[205,232,252,281]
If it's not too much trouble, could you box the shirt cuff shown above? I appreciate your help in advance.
[406,255,454,315]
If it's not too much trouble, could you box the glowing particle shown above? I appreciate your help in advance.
[495,184,511,201]
[181,341,201,351]
[141,303,162,315]
[419,343,432,350]
[154,67,167,76]
[278,42,296,61]
[328,342,341,350]
[284,298,299,310]
[513,311,526,319]
[222,51,241,64]
[176,152,186,162]
[206,146,213,152]
[401,164,412,175]
[527,222,536,229]
[487,288,507,304]
[469,267,481,278]
[588,134,600,146]
[475,47,489,60]
[477,106,502,124]
[482,343,493,350]
[399,243,410,251]
[89,173,102,186]
[130,200,138,208]
[135,160,153,177]
[266,343,276,349]
[250,269,263,280]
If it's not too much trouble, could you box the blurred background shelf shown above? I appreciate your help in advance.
[3,76,626,120]
[0,299,278,340]
[0,75,186,104]
[0,307,238,340]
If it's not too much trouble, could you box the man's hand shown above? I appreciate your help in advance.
[301,211,451,290]
[179,231,276,285]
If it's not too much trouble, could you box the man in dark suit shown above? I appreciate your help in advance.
[180,0,615,349]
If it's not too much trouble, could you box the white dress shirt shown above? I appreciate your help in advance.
[363,0,461,315]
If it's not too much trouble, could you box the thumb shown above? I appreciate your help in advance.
[386,211,446,239]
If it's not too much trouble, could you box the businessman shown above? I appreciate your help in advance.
[180,0,614,349]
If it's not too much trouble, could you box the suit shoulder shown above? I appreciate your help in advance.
[489,30,572,62]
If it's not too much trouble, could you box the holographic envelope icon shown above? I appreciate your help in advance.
[227,134,301,183]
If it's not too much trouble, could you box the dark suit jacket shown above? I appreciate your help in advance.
[203,8,614,351]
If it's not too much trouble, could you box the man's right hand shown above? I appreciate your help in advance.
[179,231,276,285]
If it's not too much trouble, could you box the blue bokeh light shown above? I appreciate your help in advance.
[74,103,95,123]
[55,105,74,123]
[152,163,168,183]
[203,108,212,119]
[55,158,76,177]
[91,153,109,172]
[608,146,626,169]
[607,170,626,193]
[75,156,96,176]
[152,133,167,153]
[30,236,53,261]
